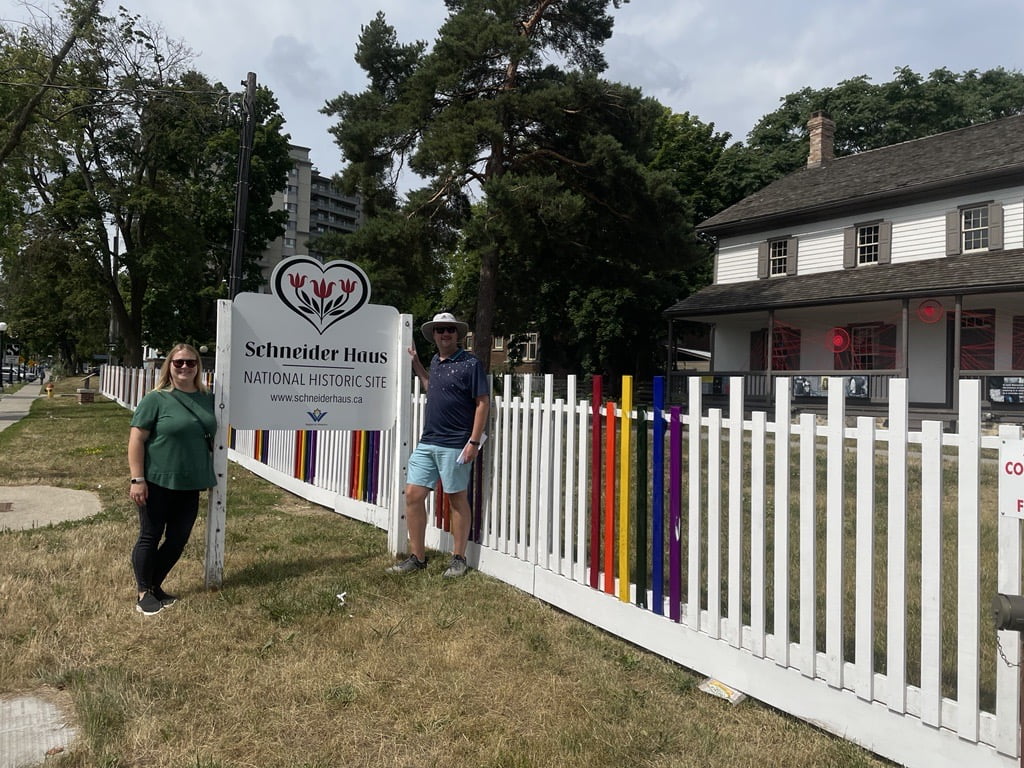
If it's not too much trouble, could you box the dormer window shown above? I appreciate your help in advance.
[946,202,1003,256]
[757,237,798,279]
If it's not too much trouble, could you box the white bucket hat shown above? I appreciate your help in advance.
[420,312,469,342]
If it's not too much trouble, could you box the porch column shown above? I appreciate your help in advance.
[953,296,962,411]
[900,299,909,378]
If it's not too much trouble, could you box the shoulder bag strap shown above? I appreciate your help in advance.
[167,390,214,451]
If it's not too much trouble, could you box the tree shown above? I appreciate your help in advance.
[309,186,460,360]
[728,67,1024,198]
[440,84,707,378]
[0,0,102,168]
[1,5,291,366]
[327,1,673,372]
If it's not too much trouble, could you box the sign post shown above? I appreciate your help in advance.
[206,299,232,588]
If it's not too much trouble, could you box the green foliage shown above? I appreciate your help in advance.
[325,0,708,375]
[0,3,291,366]
[729,66,1024,199]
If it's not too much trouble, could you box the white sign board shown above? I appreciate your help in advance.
[229,256,399,430]
[999,438,1024,519]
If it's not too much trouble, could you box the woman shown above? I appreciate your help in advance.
[127,343,216,615]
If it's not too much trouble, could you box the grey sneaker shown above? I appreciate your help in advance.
[135,591,163,616]
[442,555,469,579]
[386,554,427,574]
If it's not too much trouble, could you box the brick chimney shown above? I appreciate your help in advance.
[807,111,835,168]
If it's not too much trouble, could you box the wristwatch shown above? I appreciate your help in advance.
[468,440,480,447]
[130,477,146,484]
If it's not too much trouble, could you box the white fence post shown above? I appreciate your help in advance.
[825,376,846,688]
[387,314,413,555]
[887,378,909,713]
[958,379,982,739]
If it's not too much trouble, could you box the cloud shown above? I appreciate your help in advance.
[263,35,333,101]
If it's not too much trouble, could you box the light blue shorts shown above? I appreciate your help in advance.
[407,443,473,493]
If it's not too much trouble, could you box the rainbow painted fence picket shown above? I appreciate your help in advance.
[101,365,1022,768]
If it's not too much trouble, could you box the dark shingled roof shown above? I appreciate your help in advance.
[700,114,1024,237]
[666,249,1024,318]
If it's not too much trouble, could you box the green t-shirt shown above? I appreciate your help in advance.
[130,389,217,490]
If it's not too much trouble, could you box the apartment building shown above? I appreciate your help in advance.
[258,145,363,288]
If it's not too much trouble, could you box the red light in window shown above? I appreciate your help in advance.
[917,299,943,324]
[831,328,850,353]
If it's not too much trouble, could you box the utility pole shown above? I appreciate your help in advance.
[228,72,257,300]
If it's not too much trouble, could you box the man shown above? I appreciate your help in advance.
[387,312,490,578]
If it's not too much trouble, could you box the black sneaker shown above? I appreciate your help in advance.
[152,587,177,607]
[385,554,427,574]
[136,591,163,616]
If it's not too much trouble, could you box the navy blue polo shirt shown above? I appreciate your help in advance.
[419,348,489,448]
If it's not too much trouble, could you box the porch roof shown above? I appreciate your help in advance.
[665,249,1024,319]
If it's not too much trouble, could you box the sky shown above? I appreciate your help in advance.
[4,0,1024,179]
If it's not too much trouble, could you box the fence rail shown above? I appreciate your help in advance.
[100,365,1022,768]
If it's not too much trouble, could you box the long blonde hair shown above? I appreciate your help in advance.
[153,343,209,393]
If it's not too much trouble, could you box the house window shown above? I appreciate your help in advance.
[960,309,995,370]
[769,240,788,276]
[493,336,504,351]
[835,323,896,370]
[851,326,876,370]
[843,221,891,268]
[857,225,879,264]
[284,237,296,248]
[962,206,989,251]
[758,237,797,278]
[749,326,801,371]
[946,202,1003,255]
[464,333,473,351]
[520,333,539,361]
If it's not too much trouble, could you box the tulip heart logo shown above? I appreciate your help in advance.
[271,256,371,335]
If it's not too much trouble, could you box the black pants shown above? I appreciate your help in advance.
[131,482,200,593]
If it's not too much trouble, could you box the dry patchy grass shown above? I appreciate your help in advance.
[0,379,892,767]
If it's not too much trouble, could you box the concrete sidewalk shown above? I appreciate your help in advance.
[0,381,42,433]
[0,382,102,531]
[1,381,100,767]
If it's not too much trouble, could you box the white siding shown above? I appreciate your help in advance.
[714,239,761,284]
[712,185,1024,284]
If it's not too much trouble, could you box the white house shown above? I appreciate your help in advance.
[666,112,1024,414]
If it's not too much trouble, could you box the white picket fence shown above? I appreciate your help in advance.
[100,365,1023,768]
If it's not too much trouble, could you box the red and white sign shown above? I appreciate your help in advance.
[999,439,1024,519]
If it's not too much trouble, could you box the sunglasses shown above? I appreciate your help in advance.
[434,326,458,334]
[171,359,197,369]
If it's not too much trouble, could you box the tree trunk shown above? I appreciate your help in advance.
[473,245,499,372]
